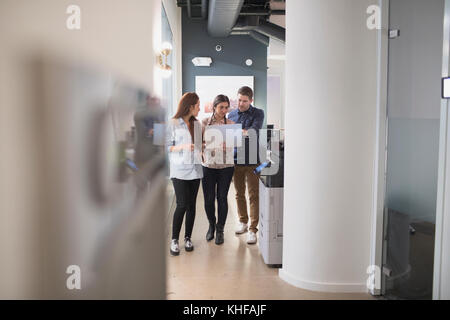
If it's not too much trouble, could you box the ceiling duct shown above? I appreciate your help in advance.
[207,0,245,37]
[199,0,285,45]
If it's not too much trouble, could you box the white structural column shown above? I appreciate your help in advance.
[279,0,379,292]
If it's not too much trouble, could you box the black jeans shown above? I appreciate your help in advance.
[202,166,235,229]
[171,178,200,240]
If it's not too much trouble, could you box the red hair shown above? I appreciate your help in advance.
[173,92,199,141]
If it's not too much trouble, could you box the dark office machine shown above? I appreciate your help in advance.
[257,127,284,267]
[259,144,284,188]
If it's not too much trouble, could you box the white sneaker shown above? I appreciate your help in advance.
[184,237,194,252]
[247,231,257,244]
[235,222,248,234]
[170,239,180,256]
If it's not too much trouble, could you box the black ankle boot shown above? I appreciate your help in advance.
[206,223,215,241]
[215,224,224,245]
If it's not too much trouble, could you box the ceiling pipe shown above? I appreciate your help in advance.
[254,20,285,43]
[187,0,192,18]
[201,0,208,20]
[268,10,285,15]
[239,10,286,16]
[230,30,270,47]
[187,0,208,20]
[240,11,270,16]
[232,19,285,44]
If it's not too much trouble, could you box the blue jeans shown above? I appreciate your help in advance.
[202,166,235,229]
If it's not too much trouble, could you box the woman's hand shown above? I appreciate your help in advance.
[170,144,194,152]
[178,144,194,152]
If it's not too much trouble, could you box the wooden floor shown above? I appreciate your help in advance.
[165,181,373,300]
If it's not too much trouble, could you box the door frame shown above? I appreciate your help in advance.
[370,0,389,297]
[371,0,450,299]
[433,0,450,301]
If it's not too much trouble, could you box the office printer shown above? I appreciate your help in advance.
[256,127,284,267]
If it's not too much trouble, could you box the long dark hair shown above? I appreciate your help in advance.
[173,92,199,141]
[208,94,230,125]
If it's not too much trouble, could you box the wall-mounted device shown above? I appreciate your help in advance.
[389,29,400,39]
[442,77,450,99]
[192,57,212,67]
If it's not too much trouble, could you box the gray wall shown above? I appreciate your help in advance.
[386,0,445,224]
[181,10,267,118]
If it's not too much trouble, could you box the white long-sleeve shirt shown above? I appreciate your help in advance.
[166,118,203,180]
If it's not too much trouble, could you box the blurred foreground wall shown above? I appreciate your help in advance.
[0,0,166,299]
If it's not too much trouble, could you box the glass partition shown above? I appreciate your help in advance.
[383,0,445,299]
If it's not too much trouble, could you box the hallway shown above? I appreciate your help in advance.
[165,182,373,300]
